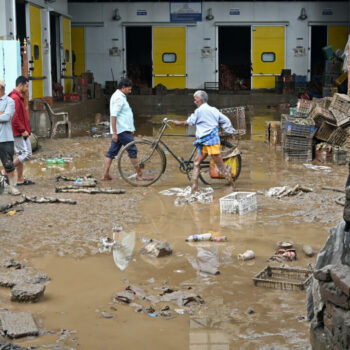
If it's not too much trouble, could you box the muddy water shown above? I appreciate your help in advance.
[0,111,348,349]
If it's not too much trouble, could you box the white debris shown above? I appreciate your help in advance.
[303,164,331,172]
[266,184,313,198]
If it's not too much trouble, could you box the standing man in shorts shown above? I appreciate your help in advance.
[102,78,151,181]
[9,76,35,186]
[172,90,235,192]
[0,78,20,195]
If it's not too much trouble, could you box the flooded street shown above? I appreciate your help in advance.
[0,110,347,349]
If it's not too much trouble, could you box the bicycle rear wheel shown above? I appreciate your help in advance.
[198,141,242,187]
[117,140,166,187]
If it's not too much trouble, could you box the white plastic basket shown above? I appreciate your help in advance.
[219,192,257,215]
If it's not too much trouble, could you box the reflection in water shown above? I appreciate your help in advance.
[188,245,220,276]
[190,318,229,350]
[112,231,136,270]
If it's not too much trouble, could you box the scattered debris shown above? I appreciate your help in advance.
[303,164,331,172]
[112,231,136,270]
[0,312,39,339]
[277,241,294,249]
[322,186,344,193]
[245,307,255,315]
[189,246,220,275]
[100,312,115,319]
[302,245,315,257]
[141,240,173,258]
[11,283,45,303]
[266,185,313,198]
[56,174,94,182]
[238,250,255,261]
[55,186,125,194]
[160,186,214,205]
[0,195,77,213]
[186,233,212,242]
[268,249,297,263]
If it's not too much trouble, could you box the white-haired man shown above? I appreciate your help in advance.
[172,90,235,192]
[0,78,20,195]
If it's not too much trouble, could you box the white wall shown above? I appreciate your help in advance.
[68,1,349,89]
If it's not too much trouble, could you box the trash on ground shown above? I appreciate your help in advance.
[189,246,220,275]
[277,241,294,249]
[302,245,314,257]
[220,192,257,215]
[303,164,332,172]
[100,237,115,252]
[253,266,312,290]
[0,195,77,213]
[267,249,297,263]
[238,250,255,261]
[141,240,173,258]
[186,233,212,242]
[174,188,214,206]
[245,307,255,315]
[55,186,125,194]
[266,185,313,198]
[159,186,213,197]
[74,177,97,187]
[112,231,135,270]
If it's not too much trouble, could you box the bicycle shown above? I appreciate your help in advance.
[117,118,243,187]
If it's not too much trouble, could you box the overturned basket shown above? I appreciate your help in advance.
[253,266,312,290]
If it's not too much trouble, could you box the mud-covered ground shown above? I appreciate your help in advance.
[0,113,347,349]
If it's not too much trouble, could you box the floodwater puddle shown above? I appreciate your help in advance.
[0,112,347,349]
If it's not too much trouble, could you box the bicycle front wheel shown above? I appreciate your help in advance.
[117,140,166,187]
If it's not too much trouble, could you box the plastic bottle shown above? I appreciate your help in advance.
[210,236,227,242]
[185,233,212,242]
[237,250,255,261]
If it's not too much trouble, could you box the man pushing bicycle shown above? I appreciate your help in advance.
[172,90,236,193]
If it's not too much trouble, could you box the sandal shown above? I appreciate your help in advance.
[17,179,35,186]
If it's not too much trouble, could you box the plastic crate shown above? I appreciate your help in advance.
[312,97,332,110]
[323,74,338,86]
[330,108,350,127]
[283,148,313,162]
[315,121,337,142]
[220,106,246,132]
[253,266,312,290]
[333,149,347,165]
[322,46,335,60]
[283,135,313,151]
[324,60,341,75]
[336,72,348,86]
[219,192,257,215]
[284,117,315,137]
[328,127,348,146]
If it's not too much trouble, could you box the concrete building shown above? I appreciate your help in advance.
[0,0,349,98]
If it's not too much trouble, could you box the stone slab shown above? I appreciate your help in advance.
[0,312,38,339]
[319,281,350,310]
[11,283,45,303]
[314,265,332,282]
[330,264,350,297]
[0,267,50,288]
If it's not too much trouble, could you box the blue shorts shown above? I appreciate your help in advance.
[106,131,137,159]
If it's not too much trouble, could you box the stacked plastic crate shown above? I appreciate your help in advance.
[322,49,341,97]
[282,100,315,162]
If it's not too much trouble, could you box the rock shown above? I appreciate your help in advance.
[314,265,333,282]
[330,264,350,297]
[0,266,50,288]
[141,240,172,258]
[303,245,315,257]
[0,311,39,339]
[245,307,255,315]
[319,281,350,310]
[0,340,30,350]
[11,283,45,303]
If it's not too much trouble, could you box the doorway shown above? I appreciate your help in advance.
[50,12,61,85]
[218,26,251,90]
[126,26,152,88]
[16,0,26,44]
[310,26,327,80]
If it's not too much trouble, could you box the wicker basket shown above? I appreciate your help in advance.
[330,108,350,127]
[315,121,337,142]
[220,106,246,132]
[296,99,314,117]
[309,106,336,128]
[253,266,313,290]
[330,93,350,114]
[312,97,332,110]
[328,127,348,146]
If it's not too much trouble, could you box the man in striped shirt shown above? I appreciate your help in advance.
[173,90,235,192]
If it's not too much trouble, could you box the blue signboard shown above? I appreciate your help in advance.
[170,2,202,22]
[229,9,240,15]
[137,9,147,16]
[322,8,333,15]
